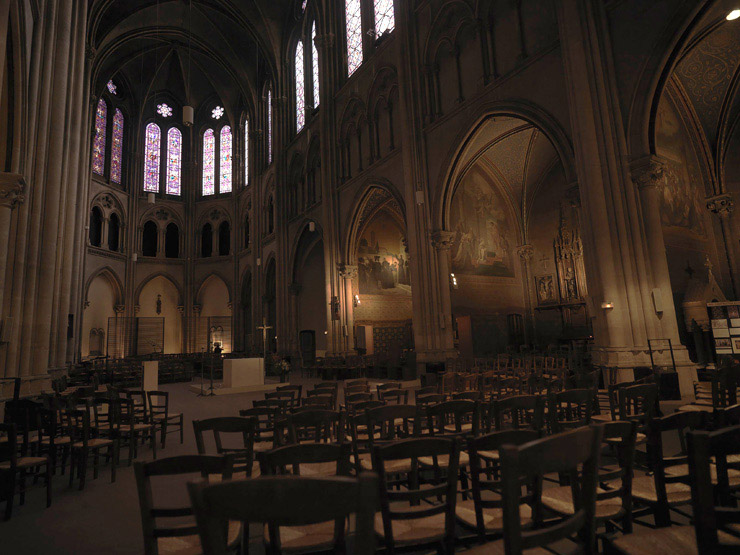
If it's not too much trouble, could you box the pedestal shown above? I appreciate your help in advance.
[223,358,264,388]
[143,361,159,391]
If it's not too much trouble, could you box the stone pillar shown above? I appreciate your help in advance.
[706,193,739,296]
[338,264,358,354]
[288,282,301,355]
[0,174,25,321]
[431,231,456,355]
[516,244,535,344]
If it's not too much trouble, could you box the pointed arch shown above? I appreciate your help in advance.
[134,272,184,307]
[84,267,125,307]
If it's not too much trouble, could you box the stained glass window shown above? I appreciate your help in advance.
[374,0,395,36]
[295,41,305,131]
[244,119,249,184]
[92,99,107,175]
[111,109,124,184]
[212,106,224,119]
[345,0,363,76]
[312,21,320,107]
[106,80,117,94]
[144,122,161,192]
[267,89,273,164]
[302,0,308,12]
[202,128,215,195]
[157,103,172,117]
[166,127,182,195]
[220,125,232,193]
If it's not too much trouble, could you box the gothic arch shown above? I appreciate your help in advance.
[84,267,124,307]
[289,219,324,284]
[434,101,576,231]
[134,272,184,307]
[343,179,407,264]
[423,0,477,65]
[195,273,233,306]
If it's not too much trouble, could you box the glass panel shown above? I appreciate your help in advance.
[220,125,232,193]
[295,41,305,131]
[212,106,224,119]
[312,21,320,107]
[110,109,124,184]
[166,127,182,195]
[92,99,107,175]
[157,103,173,117]
[143,122,161,192]
[374,0,395,36]
[202,128,215,195]
[244,119,249,184]
[267,89,273,164]
[345,0,363,76]
[106,80,117,94]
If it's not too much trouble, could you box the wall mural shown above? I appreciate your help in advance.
[450,172,516,277]
[357,210,411,295]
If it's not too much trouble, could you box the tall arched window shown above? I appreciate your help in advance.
[89,207,103,247]
[220,126,232,193]
[345,0,363,76]
[245,213,250,248]
[374,0,395,36]
[267,88,273,164]
[202,128,215,195]
[166,127,182,195]
[244,119,249,185]
[312,21,320,108]
[201,223,213,258]
[165,222,180,258]
[219,221,231,256]
[111,109,124,184]
[108,213,120,251]
[295,40,306,131]
[144,123,161,192]
[92,99,107,175]
[142,220,158,257]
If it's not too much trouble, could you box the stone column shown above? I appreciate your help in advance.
[516,244,535,344]
[288,282,301,355]
[338,264,358,355]
[0,173,25,339]
[431,231,456,355]
[706,193,739,296]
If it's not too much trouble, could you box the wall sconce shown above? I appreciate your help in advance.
[601,301,614,310]
[147,192,156,204]
[353,294,361,307]
[183,105,194,126]
[131,253,138,262]
[727,9,740,20]
[450,273,458,289]
[256,257,261,266]
[308,221,315,232]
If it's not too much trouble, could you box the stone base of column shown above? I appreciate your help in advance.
[591,343,697,400]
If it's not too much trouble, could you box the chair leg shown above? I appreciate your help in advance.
[68,451,75,488]
[45,463,52,508]
[19,469,26,505]
[128,435,134,466]
[151,428,157,460]
[3,475,14,521]
[179,415,184,444]
[93,448,100,480]
[161,421,167,449]
[79,450,88,491]
[110,443,117,483]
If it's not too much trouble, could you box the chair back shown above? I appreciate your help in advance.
[687,425,740,554]
[134,455,234,555]
[239,406,279,446]
[499,425,603,554]
[548,388,595,433]
[378,388,409,404]
[491,395,545,434]
[285,409,344,445]
[188,474,378,555]
[599,421,638,533]
[146,391,170,422]
[372,437,460,553]
[426,400,480,437]
[193,417,256,477]
[345,378,369,391]
[258,442,352,477]
[618,383,659,432]
[276,384,303,401]
[265,390,299,411]
[302,393,334,409]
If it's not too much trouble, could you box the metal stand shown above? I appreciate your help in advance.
[196,350,216,397]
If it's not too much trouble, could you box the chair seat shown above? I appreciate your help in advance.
[541,485,623,520]
[443,422,473,433]
[154,413,183,422]
[604,432,646,445]
[361,456,413,474]
[73,438,113,449]
[264,520,344,552]
[0,456,47,470]
[374,511,446,546]
[676,404,714,412]
[295,461,341,477]
[253,441,273,453]
[458,537,582,555]
[418,451,469,468]
[478,449,500,461]
[610,524,740,555]
[665,463,740,486]
[455,499,532,532]
[158,520,241,555]
[628,476,692,505]
[40,436,72,446]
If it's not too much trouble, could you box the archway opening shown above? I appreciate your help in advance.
[293,229,327,358]
[165,222,179,258]
[81,272,118,358]
[138,275,182,354]
[142,220,157,257]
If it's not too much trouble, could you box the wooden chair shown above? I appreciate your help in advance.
[188,474,378,555]
[617,383,659,442]
[376,382,401,399]
[0,423,51,520]
[345,378,369,392]
[253,398,291,416]
[716,403,740,427]
[460,430,538,541]
[276,384,303,403]
[134,454,239,555]
[378,388,409,405]
[146,390,184,448]
[345,392,374,413]
[301,393,334,410]
[352,405,421,475]
[608,425,740,554]
[489,394,545,434]
[239,406,280,454]
[265,390,300,411]
[548,388,595,433]
[372,437,460,554]
[113,397,158,465]
[37,402,71,476]
[67,407,117,490]
[465,425,603,555]
[345,385,370,397]
[193,417,257,478]
[414,386,437,400]
[283,409,344,445]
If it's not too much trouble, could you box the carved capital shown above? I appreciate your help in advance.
[177,305,185,315]
[516,244,534,262]
[0,173,26,209]
[630,155,667,190]
[431,230,455,251]
[706,193,734,218]
[113,304,125,314]
[192,304,202,315]
[338,264,358,280]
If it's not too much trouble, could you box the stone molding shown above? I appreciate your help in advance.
[516,244,534,262]
[431,230,455,251]
[706,193,734,218]
[338,264,358,280]
[0,173,26,209]
[630,155,667,190]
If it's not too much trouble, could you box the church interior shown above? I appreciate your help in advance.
[2,0,740,553]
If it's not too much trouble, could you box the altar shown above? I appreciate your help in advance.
[188,357,280,396]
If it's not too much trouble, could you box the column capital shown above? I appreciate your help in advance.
[516,244,534,262]
[314,33,335,50]
[338,264,358,280]
[431,230,456,251]
[113,304,125,314]
[177,305,185,315]
[192,304,202,315]
[630,155,668,190]
[0,173,26,209]
[706,192,734,218]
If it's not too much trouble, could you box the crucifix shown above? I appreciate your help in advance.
[256,317,273,359]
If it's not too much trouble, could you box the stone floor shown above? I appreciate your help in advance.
[0,377,689,554]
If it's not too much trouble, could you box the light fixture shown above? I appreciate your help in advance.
[727,9,740,20]
[183,105,194,126]
[256,257,261,266]
[324,330,328,335]
[147,192,156,204]
[601,301,614,310]
[353,294,361,307]
[132,253,138,262]
[450,273,458,289]
[309,221,315,232]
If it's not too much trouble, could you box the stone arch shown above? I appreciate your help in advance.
[434,101,576,231]
[134,272,183,307]
[289,219,324,284]
[195,272,233,306]
[84,266,124,307]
